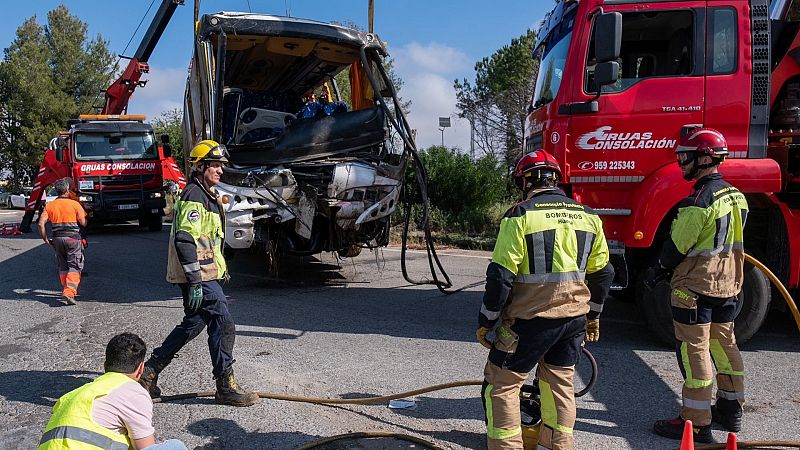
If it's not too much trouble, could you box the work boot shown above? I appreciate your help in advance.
[215,368,258,407]
[653,417,713,444]
[59,295,76,306]
[138,356,169,399]
[712,398,743,432]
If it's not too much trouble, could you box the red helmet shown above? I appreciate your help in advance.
[675,127,728,159]
[514,150,562,190]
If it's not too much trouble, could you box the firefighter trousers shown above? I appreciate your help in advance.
[53,237,84,299]
[482,315,585,450]
[153,281,235,378]
[671,287,745,426]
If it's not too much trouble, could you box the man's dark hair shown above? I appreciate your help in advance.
[104,333,147,373]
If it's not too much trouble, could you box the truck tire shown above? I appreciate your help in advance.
[141,214,163,232]
[636,261,770,346]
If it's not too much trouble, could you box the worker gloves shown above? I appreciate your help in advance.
[643,266,672,290]
[476,326,493,349]
[585,318,600,342]
[185,284,204,312]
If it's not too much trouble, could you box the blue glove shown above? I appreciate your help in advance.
[185,284,203,312]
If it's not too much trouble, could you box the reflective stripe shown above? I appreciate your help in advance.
[528,232,546,274]
[66,283,79,288]
[40,425,129,450]
[483,384,522,440]
[589,302,603,313]
[575,230,595,271]
[480,304,501,321]
[717,390,745,400]
[182,262,201,272]
[686,242,742,257]
[710,339,745,376]
[539,380,573,434]
[683,397,712,410]
[516,272,585,283]
[681,342,714,389]
[714,213,731,250]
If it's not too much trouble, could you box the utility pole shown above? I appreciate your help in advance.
[368,0,375,33]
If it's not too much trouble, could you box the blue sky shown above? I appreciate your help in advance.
[2,1,551,150]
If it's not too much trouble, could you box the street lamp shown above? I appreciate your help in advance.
[438,117,451,147]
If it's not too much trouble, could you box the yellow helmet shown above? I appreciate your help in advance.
[189,140,229,165]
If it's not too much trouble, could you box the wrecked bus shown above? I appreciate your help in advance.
[183,13,410,266]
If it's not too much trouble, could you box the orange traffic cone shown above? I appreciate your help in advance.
[680,419,695,450]
[726,432,737,450]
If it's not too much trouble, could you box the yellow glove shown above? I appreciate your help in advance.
[476,327,493,349]
[585,318,600,343]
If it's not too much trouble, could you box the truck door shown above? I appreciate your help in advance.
[567,4,706,189]
[703,3,753,158]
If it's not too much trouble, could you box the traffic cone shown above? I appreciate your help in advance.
[680,419,694,450]
[726,432,737,450]
[10,223,22,235]
[0,224,6,235]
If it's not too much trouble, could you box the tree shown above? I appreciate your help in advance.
[151,108,185,168]
[0,5,115,187]
[454,30,537,170]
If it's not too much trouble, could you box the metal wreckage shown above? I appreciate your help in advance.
[183,12,413,267]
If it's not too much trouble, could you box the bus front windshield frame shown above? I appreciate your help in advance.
[531,11,576,109]
[75,132,158,161]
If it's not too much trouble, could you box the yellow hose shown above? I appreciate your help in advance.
[745,253,800,333]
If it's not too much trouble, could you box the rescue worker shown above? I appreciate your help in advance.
[478,150,614,450]
[650,128,747,442]
[38,177,87,306]
[38,333,187,450]
[138,140,258,407]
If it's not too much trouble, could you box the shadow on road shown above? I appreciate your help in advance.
[0,370,98,406]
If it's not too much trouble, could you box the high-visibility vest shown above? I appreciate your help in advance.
[166,178,227,283]
[38,372,134,450]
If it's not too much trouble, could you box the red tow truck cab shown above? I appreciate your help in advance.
[22,115,186,232]
[527,0,800,342]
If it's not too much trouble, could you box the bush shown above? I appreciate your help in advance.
[403,146,511,235]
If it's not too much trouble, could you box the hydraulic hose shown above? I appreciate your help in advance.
[744,253,800,333]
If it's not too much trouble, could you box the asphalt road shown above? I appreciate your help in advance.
[0,209,798,449]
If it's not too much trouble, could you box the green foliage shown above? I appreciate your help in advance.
[454,30,537,170]
[0,5,114,187]
[405,145,510,235]
[151,108,185,168]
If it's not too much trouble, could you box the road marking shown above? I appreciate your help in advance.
[383,248,491,260]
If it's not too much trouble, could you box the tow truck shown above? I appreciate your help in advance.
[20,0,186,233]
[526,0,799,343]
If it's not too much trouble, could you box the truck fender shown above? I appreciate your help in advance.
[623,163,690,248]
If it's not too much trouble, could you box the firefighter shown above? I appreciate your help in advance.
[478,150,614,450]
[138,140,258,407]
[38,177,87,306]
[649,128,748,442]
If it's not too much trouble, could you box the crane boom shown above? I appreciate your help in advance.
[102,0,184,114]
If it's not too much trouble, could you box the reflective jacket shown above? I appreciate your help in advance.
[166,177,227,284]
[38,372,133,450]
[480,188,614,327]
[660,173,748,297]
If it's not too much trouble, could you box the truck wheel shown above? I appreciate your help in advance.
[733,262,770,343]
[141,214,163,232]
[636,261,771,346]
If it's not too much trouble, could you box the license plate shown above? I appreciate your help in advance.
[117,204,139,210]
[79,180,94,190]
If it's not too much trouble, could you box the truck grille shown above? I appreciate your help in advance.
[83,174,158,188]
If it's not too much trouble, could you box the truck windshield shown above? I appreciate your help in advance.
[75,133,157,161]
[532,12,575,109]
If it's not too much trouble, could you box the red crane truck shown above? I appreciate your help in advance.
[526,0,799,343]
[19,0,186,233]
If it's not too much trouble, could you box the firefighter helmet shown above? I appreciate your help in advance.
[513,150,562,190]
[189,140,229,165]
[675,128,729,159]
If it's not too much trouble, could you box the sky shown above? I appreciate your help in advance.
[2,1,550,151]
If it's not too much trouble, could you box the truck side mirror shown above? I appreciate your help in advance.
[55,147,64,162]
[595,12,622,63]
[162,143,173,158]
[594,61,620,87]
[161,134,170,144]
